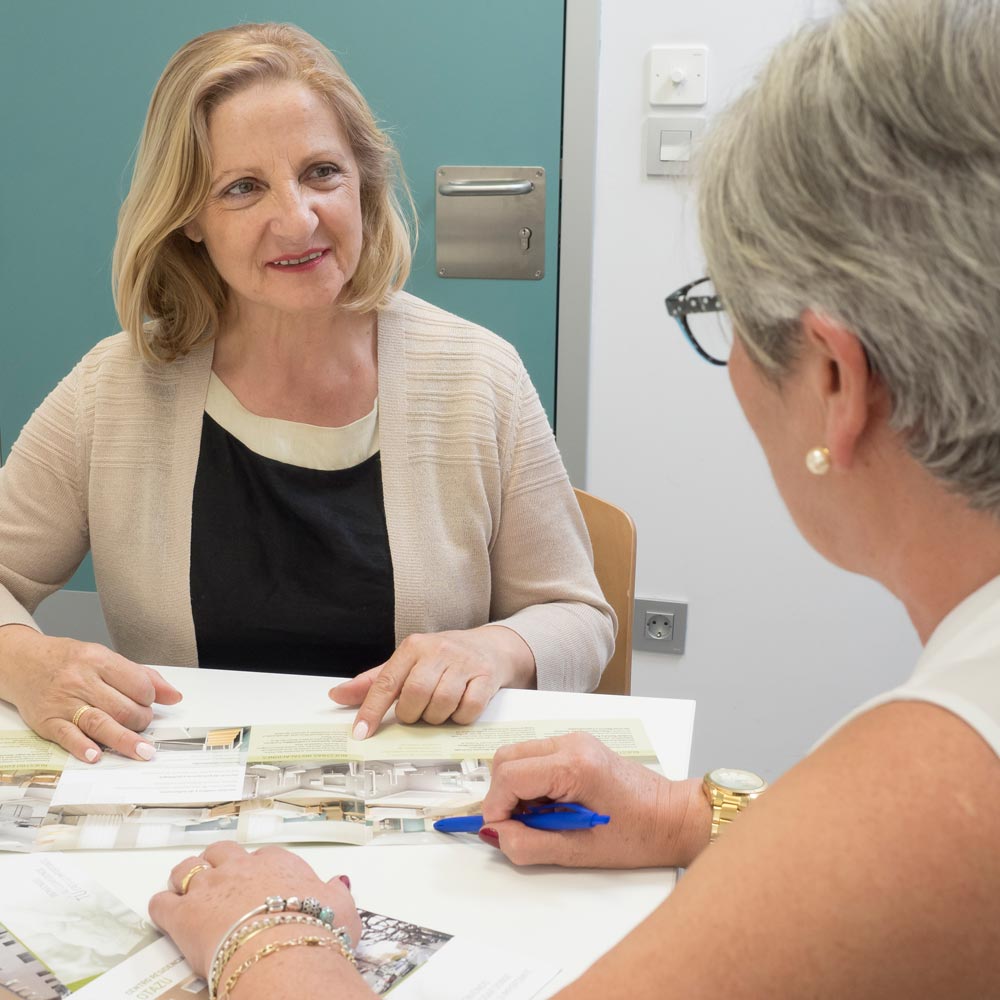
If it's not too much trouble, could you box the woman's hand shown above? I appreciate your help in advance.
[149,843,362,982]
[329,625,535,739]
[0,624,182,762]
[479,732,710,869]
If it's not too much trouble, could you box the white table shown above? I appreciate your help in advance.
[0,666,695,994]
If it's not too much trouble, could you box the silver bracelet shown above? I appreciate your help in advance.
[208,896,336,1000]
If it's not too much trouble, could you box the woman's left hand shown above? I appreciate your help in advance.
[329,625,535,739]
[148,842,361,980]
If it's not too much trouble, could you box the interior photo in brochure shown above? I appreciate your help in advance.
[0,718,659,853]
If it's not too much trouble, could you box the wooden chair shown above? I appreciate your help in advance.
[574,489,637,696]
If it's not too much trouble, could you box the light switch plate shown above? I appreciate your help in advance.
[645,115,705,176]
[649,46,708,106]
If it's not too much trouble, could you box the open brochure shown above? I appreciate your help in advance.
[0,718,658,852]
[0,854,559,999]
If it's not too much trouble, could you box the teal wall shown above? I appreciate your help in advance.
[0,1,564,591]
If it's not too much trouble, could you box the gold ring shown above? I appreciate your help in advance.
[71,705,92,728]
[179,863,211,895]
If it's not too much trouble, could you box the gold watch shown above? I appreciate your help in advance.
[703,767,767,842]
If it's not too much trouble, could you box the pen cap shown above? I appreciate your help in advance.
[433,816,484,834]
[519,804,610,831]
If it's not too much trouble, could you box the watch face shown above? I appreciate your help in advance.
[709,767,766,793]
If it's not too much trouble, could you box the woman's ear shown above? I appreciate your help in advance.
[183,222,204,244]
[800,309,876,471]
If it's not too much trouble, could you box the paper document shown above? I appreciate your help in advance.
[0,719,658,853]
[0,854,558,1000]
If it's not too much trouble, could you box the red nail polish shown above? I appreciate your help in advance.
[479,827,500,846]
[338,874,352,890]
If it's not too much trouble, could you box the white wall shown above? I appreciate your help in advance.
[587,0,921,780]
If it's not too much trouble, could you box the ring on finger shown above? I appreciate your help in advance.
[179,863,211,895]
[71,705,93,729]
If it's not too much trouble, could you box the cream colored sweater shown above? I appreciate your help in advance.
[0,292,614,690]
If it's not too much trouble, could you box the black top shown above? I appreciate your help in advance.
[190,413,396,677]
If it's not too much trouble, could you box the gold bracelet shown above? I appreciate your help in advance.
[220,932,356,999]
[208,895,339,999]
[211,912,335,992]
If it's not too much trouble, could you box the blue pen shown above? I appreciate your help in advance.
[434,802,610,833]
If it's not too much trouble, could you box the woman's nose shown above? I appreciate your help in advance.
[269,185,318,241]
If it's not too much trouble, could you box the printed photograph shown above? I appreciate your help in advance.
[0,921,69,999]
[239,755,491,844]
[148,726,250,753]
[0,770,59,852]
[363,757,491,839]
[27,752,557,850]
[34,800,249,851]
[0,859,159,994]
[157,974,209,999]
[356,910,454,994]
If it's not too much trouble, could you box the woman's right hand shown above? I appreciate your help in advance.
[0,624,183,762]
[480,732,709,869]
[150,843,363,985]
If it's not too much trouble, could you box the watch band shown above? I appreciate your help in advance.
[707,787,751,841]
[703,768,767,843]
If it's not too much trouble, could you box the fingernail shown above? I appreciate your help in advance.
[479,827,500,847]
[84,748,100,763]
[338,874,352,890]
[136,742,156,760]
[352,721,368,741]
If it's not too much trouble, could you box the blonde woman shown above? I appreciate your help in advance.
[153,1,999,996]
[0,23,613,764]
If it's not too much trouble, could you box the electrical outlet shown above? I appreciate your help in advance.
[645,612,673,642]
[633,599,687,655]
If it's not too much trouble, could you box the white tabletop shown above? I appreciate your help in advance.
[0,666,695,994]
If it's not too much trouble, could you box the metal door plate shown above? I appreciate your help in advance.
[436,165,545,280]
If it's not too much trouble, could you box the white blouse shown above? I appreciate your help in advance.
[820,575,1000,756]
[206,372,378,472]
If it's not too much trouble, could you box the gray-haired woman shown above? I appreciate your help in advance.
[152,1,999,995]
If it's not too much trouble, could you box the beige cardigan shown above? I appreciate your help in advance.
[0,292,614,690]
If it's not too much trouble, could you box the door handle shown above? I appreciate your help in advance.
[437,179,535,196]
[436,165,544,279]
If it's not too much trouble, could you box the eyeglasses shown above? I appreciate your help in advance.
[665,276,732,366]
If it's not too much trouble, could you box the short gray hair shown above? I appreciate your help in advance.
[698,0,1000,513]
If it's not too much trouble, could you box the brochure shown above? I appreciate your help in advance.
[0,854,558,999]
[0,718,657,853]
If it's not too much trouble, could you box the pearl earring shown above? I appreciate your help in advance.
[805,446,831,476]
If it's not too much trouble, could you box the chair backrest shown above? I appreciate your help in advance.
[574,488,637,696]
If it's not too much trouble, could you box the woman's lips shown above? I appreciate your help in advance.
[267,249,329,271]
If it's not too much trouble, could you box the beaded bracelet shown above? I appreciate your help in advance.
[219,931,356,999]
[208,896,338,1000]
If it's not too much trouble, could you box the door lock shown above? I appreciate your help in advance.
[519,227,532,251]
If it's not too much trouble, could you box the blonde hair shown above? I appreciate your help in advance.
[113,22,414,362]
[698,0,1000,512]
